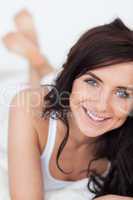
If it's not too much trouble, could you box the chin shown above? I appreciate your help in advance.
[79,125,108,138]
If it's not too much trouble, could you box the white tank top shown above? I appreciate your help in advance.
[40,114,89,192]
[40,113,111,192]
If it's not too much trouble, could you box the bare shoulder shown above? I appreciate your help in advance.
[10,85,50,155]
[10,85,47,109]
[30,86,50,155]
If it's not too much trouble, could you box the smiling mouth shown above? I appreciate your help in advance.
[82,106,112,124]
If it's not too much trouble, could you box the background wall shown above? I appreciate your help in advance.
[0,0,133,73]
[0,0,133,161]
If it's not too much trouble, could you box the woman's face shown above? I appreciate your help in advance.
[70,62,133,137]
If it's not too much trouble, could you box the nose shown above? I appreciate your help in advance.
[94,89,112,112]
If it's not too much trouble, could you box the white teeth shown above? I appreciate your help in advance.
[86,111,106,121]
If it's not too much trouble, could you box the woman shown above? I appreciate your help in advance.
[8,17,133,200]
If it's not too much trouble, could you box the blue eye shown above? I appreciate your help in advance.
[116,89,130,99]
[84,78,98,87]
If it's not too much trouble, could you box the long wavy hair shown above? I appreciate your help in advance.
[42,18,133,198]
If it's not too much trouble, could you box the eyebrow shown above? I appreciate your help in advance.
[86,71,133,92]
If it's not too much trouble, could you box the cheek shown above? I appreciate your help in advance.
[112,116,127,130]
[112,105,129,129]
[108,101,132,129]
[70,83,87,106]
[70,82,99,107]
[112,98,133,117]
[69,92,81,110]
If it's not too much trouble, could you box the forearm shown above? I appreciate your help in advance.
[95,195,133,200]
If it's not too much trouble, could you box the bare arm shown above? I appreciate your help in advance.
[95,195,133,200]
[8,89,45,200]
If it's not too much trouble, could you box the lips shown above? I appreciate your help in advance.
[82,106,111,122]
[87,111,107,121]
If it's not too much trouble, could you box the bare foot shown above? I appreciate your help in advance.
[3,32,41,61]
[3,9,54,78]
[3,31,54,76]
[14,9,38,46]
